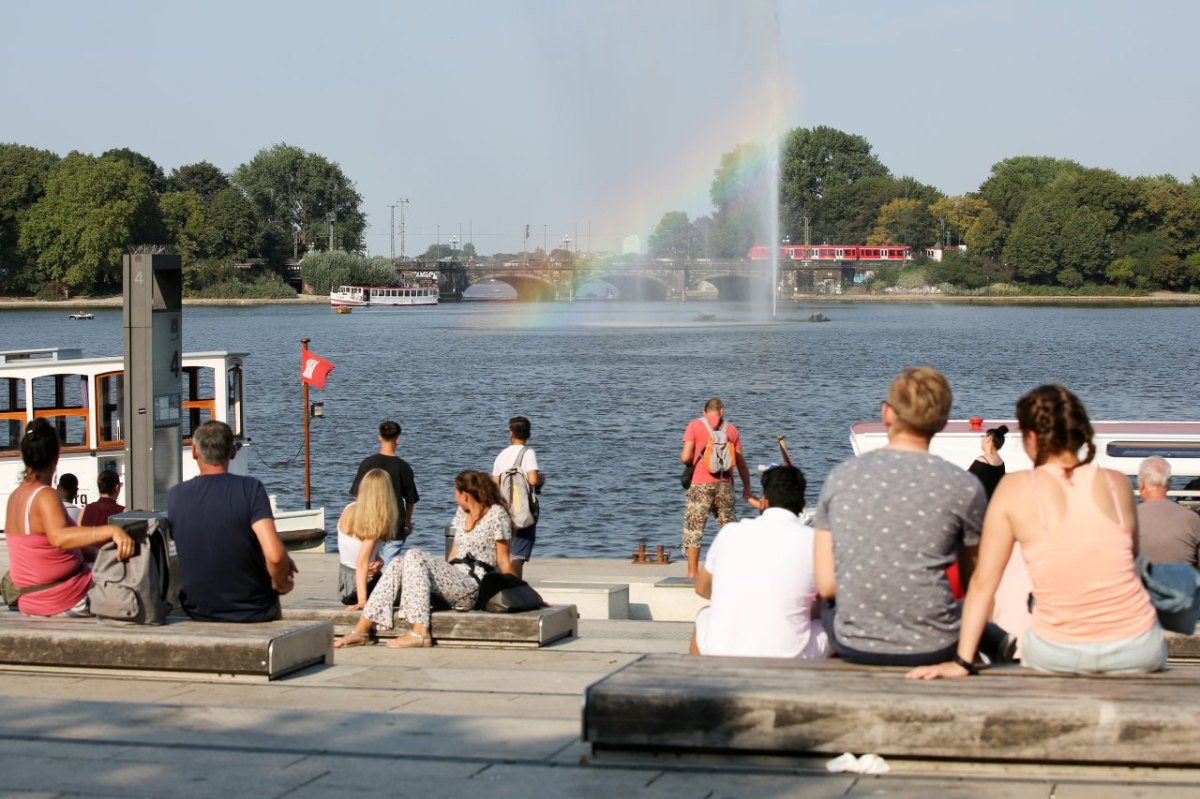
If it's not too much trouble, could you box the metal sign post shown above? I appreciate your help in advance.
[123,253,183,511]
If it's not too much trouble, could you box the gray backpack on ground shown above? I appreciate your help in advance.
[88,513,172,625]
[500,447,539,529]
[702,419,734,476]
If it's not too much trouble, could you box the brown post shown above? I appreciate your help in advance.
[302,337,311,511]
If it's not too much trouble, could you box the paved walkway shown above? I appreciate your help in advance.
[2,546,1199,797]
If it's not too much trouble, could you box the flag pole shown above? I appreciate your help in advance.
[302,337,311,510]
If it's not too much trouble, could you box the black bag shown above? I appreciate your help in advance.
[475,572,545,613]
[680,463,695,490]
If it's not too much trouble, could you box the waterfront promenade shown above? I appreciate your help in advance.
[1,544,1199,798]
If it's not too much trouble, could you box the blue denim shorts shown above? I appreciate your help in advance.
[510,525,536,561]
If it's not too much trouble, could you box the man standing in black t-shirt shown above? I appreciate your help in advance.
[169,421,296,622]
[349,420,419,564]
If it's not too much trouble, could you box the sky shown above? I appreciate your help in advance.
[3,0,1198,256]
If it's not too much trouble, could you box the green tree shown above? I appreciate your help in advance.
[964,207,1007,260]
[417,243,454,261]
[166,161,230,199]
[101,147,167,193]
[300,251,397,295]
[870,199,938,251]
[0,143,61,290]
[1059,207,1111,282]
[709,142,768,258]
[928,195,992,245]
[1003,198,1064,284]
[779,126,891,241]
[232,143,366,263]
[648,211,691,259]
[924,251,991,289]
[203,187,258,261]
[19,152,162,293]
[978,156,1085,224]
[159,190,208,262]
[1115,231,1177,288]
[1105,256,1138,287]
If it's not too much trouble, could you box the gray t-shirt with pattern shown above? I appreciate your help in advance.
[813,448,986,655]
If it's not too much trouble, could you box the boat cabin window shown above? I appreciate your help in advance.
[181,365,217,442]
[31,373,89,449]
[0,375,27,454]
[1106,441,1200,459]
[95,372,124,448]
[226,364,244,438]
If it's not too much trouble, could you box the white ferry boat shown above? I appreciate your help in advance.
[329,284,439,308]
[851,419,1200,494]
[0,347,325,545]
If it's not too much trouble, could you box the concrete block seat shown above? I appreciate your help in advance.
[1166,630,1200,661]
[281,599,578,648]
[583,653,1200,767]
[0,610,332,680]
[529,581,629,620]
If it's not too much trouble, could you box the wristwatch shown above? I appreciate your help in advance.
[952,654,979,676]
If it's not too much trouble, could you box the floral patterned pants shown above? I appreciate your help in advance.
[362,548,479,630]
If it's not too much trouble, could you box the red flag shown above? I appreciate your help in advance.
[301,351,335,389]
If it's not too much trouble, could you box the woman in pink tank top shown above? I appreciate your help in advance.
[5,419,135,616]
[909,385,1165,679]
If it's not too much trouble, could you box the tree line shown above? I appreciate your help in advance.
[649,127,1200,291]
[0,143,366,296]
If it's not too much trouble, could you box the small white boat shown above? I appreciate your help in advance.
[0,347,325,544]
[67,311,94,320]
[330,285,438,308]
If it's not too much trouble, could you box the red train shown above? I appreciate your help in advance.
[748,244,912,262]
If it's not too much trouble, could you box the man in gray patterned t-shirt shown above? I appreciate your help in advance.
[813,367,988,666]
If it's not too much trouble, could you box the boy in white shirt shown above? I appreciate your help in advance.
[491,416,544,579]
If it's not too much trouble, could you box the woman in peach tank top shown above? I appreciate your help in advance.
[908,384,1164,679]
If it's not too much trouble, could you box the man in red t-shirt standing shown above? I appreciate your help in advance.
[679,397,754,578]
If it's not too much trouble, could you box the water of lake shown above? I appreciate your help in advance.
[3,300,1197,557]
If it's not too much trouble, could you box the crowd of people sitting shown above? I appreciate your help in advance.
[692,368,1198,678]
[4,368,1198,679]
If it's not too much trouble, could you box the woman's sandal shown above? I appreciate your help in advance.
[386,630,433,649]
[333,631,375,649]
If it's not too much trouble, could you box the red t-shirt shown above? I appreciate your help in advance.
[683,418,741,485]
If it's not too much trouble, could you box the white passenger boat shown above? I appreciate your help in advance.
[67,311,94,320]
[851,419,1200,495]
[329,284,438,308]
[0,347,325,545]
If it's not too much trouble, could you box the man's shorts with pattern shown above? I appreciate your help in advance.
[682,481,736,549]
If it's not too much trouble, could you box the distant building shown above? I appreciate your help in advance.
[622,235,642,255]
[924,245,968,262]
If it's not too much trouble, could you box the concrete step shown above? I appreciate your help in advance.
[281,601,578,648]
[0,611,332,680]
[531,581,629,619]
[583,653,1200,766]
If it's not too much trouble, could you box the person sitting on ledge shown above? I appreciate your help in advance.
[336,468,395,609]
[80,469,124,527]
[908,385,1166,679]
[1135,455,1200,569]
[336,470,515,649]
[691,464,829,659]
[5,419,133,617]
[813,367,1013,667]
[168,420,297,622]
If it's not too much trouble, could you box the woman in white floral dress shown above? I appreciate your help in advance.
[335,470,514,649]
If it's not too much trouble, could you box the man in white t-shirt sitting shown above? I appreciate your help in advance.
[691,464,828,659]
[491,416,544,579]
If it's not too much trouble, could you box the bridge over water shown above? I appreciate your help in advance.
[396,259,857,301]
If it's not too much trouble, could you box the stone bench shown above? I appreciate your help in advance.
[281,600,578,648]
[1167,630,1200,661]
[530,582,629,620]
[0,611,332,680]
[583,653,1200,766]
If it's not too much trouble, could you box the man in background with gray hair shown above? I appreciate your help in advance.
[1136,455,1200,569]
[169,420,297,621]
